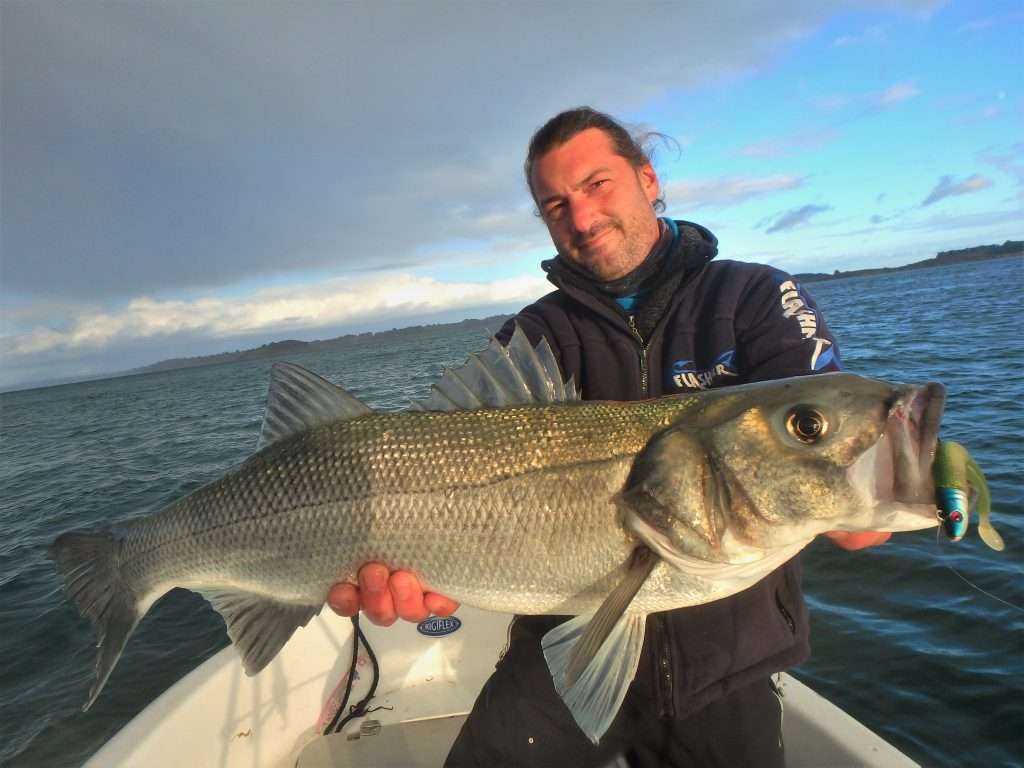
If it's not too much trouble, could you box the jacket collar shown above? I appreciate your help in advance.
[540,219,719,331]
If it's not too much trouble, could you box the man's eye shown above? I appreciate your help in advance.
[590,179,609,191]
[545,202,565,217]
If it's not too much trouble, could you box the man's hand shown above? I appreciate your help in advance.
[327,563,459,626]
[823,531,892,550]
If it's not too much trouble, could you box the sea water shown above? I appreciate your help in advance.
[1,257,1021,767]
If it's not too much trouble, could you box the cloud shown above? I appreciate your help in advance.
[832,25,887,47]
[920,174,993,206]
[877,81,919,106]
[978,143,1024,186]
[737,128,837,159]
[961,105,1002,123]
[663,174,804,210]
[900,207,1024,233]
[8,272,551,356]
[3,1,911,305]
[958,17,998,33]
[0,0,966,387]
[957,11,1024,34]
[835,206,1023,238]
[765,204,831,233]
[815,80,919,112]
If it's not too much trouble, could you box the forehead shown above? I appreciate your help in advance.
[531,128,632,194]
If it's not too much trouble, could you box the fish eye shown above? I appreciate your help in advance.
[785,406,829,444]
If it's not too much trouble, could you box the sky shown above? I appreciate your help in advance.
[1,1,1021,390]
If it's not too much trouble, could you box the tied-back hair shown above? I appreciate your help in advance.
[524,106,673,213]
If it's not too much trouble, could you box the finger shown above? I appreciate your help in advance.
[824,530,891,550]
[859,531,891,548]
[327,582,360,617]
[389,571,430,622]
[424,592,460,617]
[359,563,397,626]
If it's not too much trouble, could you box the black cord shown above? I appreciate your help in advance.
[323,614,383,735]
[323,614,361,734]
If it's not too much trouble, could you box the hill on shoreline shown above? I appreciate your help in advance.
[128,314,514,376]
[793,239,1021,283]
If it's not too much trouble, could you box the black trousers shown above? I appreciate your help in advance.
[445,640,785,768]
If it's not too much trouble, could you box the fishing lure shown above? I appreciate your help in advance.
[933,440,1005,551]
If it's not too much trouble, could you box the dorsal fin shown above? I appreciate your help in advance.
[258,362,372,449]
[409,324,579,412]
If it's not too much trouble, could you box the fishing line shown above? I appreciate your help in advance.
[934,528,1023,613]
[324,614,384,735]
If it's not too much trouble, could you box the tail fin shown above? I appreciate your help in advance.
[49,527,141,711]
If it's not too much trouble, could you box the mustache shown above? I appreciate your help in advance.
[572,219,621,249]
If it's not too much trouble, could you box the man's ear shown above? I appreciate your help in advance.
[638,162,660,204]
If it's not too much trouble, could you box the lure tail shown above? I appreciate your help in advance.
[966,457,1005,551]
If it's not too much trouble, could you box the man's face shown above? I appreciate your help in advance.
[531,128,661,281]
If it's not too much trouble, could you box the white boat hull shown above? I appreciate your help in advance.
[85,607,918,767]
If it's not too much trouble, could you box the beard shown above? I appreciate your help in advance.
[565,212,657,281]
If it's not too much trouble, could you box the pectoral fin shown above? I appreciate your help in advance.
[541,548,656,743]
[564,547,656,686]
[542,611,647,744]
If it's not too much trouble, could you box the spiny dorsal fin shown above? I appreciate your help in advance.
[409,324,579,412]
[200,589,321,675]
[258,362,372,449]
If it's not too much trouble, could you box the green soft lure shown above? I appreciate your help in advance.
[933,440,1005,551]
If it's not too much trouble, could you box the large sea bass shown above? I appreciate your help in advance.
[51,328,945,741]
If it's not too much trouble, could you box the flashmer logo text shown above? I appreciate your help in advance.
[777,278,836,371]
[671,350,739,390]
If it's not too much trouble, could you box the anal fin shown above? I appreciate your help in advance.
[201,590,322,675]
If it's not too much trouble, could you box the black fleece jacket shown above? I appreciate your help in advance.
[495,220,841,719]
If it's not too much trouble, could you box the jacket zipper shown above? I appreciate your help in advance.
[652,614,676,717]
[628,315,675,715]
[627,315,650,397]
[776,591,797,634]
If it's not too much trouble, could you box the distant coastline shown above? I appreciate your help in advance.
[133,240,1020,376]
[127,315,514,376]
[792,239,1021,283]
[4,240,1020,394]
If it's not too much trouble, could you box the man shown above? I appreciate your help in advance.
[329,107,887,766]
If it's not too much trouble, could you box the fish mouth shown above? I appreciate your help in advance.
[852,382,945,524]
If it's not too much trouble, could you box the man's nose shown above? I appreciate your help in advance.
[568,197,601,235]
